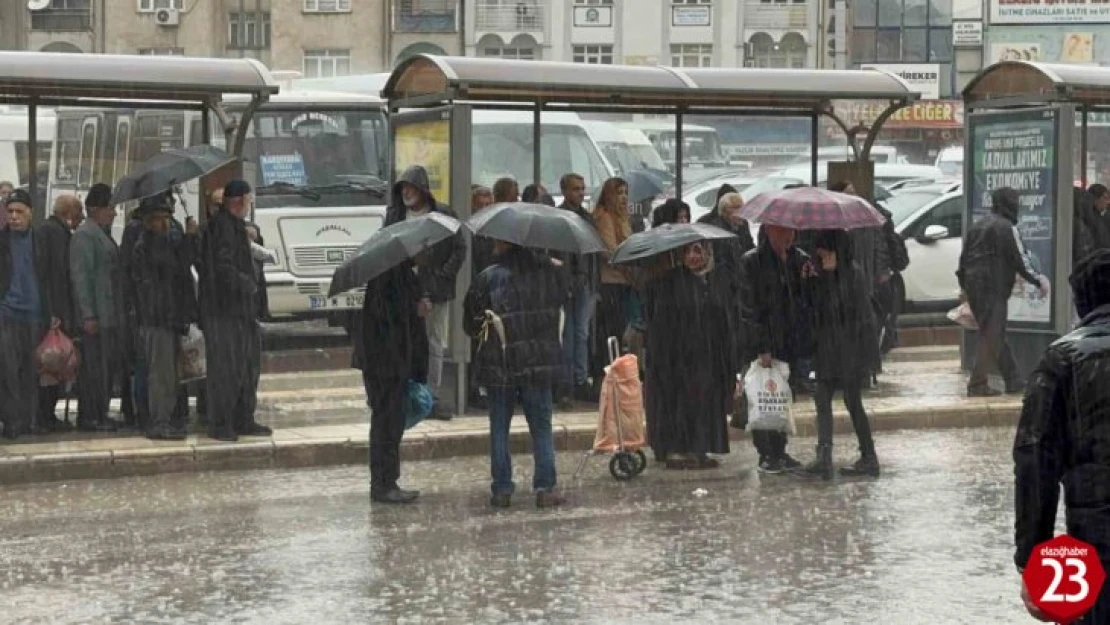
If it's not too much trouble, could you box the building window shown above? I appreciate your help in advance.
[749,32,808,68]
[303,49,351,78]
[138,0,183,11]
[303,0,351,12]
[478,34,538,60]
[852,0,952,64]
[670,44,712,67]
[574,0,612,3]
[138,47,185,55]
[573,44,613,64]
[394,0,458,33]
[31,0,91,31]
[476,0,544,32]
[673,0,711,3]
[229,12,271,49]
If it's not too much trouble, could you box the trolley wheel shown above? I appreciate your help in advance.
[609,453,637,481]
[633,449,648,475]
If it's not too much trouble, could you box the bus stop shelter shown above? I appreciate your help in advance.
[960,61,1110,378]
[381,54,920,414]
[0,50,278,207]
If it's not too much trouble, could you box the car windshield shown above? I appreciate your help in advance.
[472,123,611,191]
[600,141,642,176]
[884,190,944,227]
[242,109,389,203]
[628,144,667,170]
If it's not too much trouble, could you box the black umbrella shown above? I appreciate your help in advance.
[111,145,234,206]
[328,212,461,297]
[624,169,668,204]
[466,202,606,255]
[610,222,736,266]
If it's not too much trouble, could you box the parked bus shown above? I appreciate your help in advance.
[0,108,55,193]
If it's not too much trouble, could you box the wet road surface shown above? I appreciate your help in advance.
[0,427,1043,624]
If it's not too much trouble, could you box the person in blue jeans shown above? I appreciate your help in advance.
[464,239,568,509]
[556,173,599,405]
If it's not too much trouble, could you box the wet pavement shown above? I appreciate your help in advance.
[0,427,1044,624]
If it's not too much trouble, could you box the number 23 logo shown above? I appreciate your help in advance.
[1041,557,1090,603]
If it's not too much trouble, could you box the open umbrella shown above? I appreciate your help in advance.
[610,222,736,266]
[111,145,234,206]
[467,202,606,255]
[328,212,461,297]
[740,186,886,230]
[589,169,668,205]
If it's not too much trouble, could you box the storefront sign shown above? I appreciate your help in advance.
[989,0,1110,24]
[861,63,941,99]
[672,5,711,26]
[831,100,964,128]
[968,108,1059,326]
[953,22,983,47]
[573,6,612,27]
[394,118,451,206]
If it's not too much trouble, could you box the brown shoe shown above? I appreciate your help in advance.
[535,491,566,509]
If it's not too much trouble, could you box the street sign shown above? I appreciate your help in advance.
[953,22,983,47]
[1023,535,1106,624]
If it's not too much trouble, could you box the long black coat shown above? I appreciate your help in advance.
[643,266,733,457]
[199,209,258,321]
[463,247,567,389]
[360,262,428,385]
[737,239,813,366]
[958,207,1039,300]
[697,210,754,361]
[36,216,76,333]
[809,262,878,382]
[131,229,197,331]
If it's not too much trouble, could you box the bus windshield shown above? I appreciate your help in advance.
[655,130,726,164]
[243,109,389,199]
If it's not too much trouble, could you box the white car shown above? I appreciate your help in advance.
[883,183,965,311]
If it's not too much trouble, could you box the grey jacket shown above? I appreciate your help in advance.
[71,219,122,328]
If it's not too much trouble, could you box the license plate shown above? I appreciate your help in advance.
[309,293,365,310]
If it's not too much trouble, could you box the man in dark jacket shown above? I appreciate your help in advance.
[738,225,813,474]
[362,260,428,504]
[36,194,82,432]
[957,187,1047,397]
[698,191,754,349]
[0,189,54,438]
[386,165,466,420]
[131,196,197,441]
[464,241,568,509]
[1014,248,1110,623]
[558,172,600,402]
[200,180,271,441]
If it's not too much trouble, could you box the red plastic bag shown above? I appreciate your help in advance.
[36,323,79,386]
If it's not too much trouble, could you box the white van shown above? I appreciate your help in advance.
[580,120,640,176]
[620,128,669,173]
[787,145,908,166]
[935,145,963,177]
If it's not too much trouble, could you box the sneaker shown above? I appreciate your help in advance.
[840,456,881,478]
[780,454,803,471]
[536,491,566,509]
[758,457,784,474]
[490,493,512,508]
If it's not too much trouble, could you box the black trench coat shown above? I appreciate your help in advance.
[643,266,733,458]
[810,262,879,383]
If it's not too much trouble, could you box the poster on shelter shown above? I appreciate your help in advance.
[394,119,451,206]
[969,108,1058,326]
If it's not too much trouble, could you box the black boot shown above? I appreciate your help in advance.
[840,454,881,477]
[803,444,834,480]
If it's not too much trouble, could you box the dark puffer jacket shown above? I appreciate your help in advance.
[463,246,568,389]
[385,165,466,303]
[1014,249,1110,573]
[957,199,1039,299]
[737,235,813,365]
[131,229,197,331]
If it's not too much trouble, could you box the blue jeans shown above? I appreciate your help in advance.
[488,385,557,496]
[562,286,596,387]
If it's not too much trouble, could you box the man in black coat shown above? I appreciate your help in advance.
[464,242,568,509]
[0,189,54,438]
[199,180,271,441]
[386,165,466,420]
[362,260,428,504]
[1014,248,1110,623]
[957,187,1047,397]
[557,172,601,403]
[36,194,82,432]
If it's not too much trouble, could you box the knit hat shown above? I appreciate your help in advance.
[223,179,252,199]
[5,188,32,209]
[85,183,113,209]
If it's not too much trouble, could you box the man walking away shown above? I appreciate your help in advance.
[464,240,568,509]
[559,173,600,403]
[200,180,271,441]
[37,194,82,432]
[132,196,196,440]
[957,187,1047,397]
[385,165,466,421]
[0,189,53,438]
[1014,248,1110,623]
[71,184,122,432]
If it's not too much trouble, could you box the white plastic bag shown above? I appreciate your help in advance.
[177,324,207,383]
[744,359,795,434]
[946,302,977,330]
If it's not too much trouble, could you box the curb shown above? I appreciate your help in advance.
[0,400,1021,486]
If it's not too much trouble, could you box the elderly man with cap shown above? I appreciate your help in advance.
[71,182,123,432]
[199,179,271,441]
[0,189,55,438]
[35,194,83,432]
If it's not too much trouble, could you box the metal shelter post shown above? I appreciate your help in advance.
[27,101,37,218]
[674,111,683,197]
[810,113,819,186]
[1081,107,1089,189]
[533,103,542,189]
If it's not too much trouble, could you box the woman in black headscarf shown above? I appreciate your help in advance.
[651,198,691,228]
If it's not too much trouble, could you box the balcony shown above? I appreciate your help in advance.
[743,3,808,30]
[476,0,545,33]
[30,9,92,32]
[394,0,458,33]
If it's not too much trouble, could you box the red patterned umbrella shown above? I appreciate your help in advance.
[739,186,886,230]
